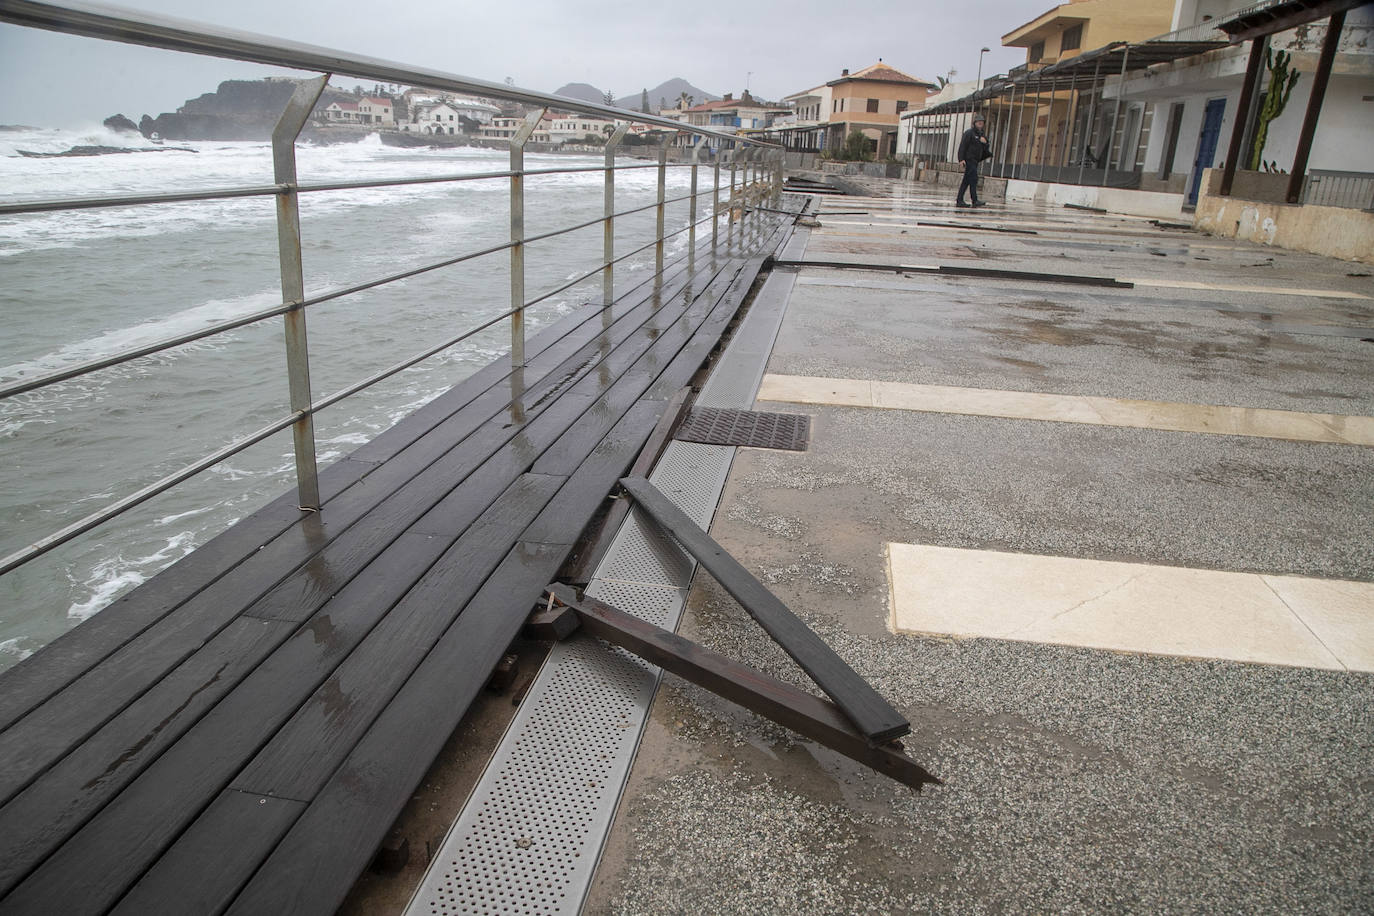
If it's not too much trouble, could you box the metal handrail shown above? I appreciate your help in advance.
[0,187,711,401]
[0,163,688,217]
[0,0,776,149]
[0,0,788,580]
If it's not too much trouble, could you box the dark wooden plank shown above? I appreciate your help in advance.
[618,476,910,744]
[0,258,722,805]
[0,254,758,907]
[521,399,665,548]
[0,257,711,741]
[543,585,938,790]
[0,472,562,912]
[104,401,669,915]
[0,457,371,734]
[223,541,573,916]
[109,790,305,916]
[529,260,749,476]
[231,473,566,799]
[559,387,692,583]
[0,616,295,895]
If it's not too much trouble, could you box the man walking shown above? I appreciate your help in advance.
[956,114,991,208]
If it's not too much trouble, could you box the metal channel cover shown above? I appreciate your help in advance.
[674,407,810,451]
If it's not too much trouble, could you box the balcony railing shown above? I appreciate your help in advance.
[0,0,783,580]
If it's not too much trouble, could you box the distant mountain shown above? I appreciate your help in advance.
[551,83,608,106]
[616,78,718,111]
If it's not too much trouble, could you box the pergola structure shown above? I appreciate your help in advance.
[909,0,1370,199]
[1215,0,1372,202]
[906,38,1228,188]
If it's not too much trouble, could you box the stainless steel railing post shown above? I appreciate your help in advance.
[728,147,739,252]
[688,138,700,268]
[712,148,722,253]
[603,122,629,309]
[654,138,668,286]
[271,74,328,511]
[509,108,546,369]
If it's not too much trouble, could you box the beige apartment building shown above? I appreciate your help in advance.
[807,60,939,157]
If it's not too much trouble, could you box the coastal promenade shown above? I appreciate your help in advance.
[573,180,1374,914]
[0,200,802,915]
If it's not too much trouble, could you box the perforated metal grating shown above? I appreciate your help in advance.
[405,223,811,916]
[674,407,811,451]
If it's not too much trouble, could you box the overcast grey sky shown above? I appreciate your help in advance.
[1,0,1045,128]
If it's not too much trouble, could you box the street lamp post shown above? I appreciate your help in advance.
[977,47,991,91]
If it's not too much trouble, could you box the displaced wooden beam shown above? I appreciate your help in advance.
[539,585,938,790]
[618,476,910,744]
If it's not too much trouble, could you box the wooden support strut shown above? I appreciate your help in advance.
[531,585,939,790]
[617,476,910,744]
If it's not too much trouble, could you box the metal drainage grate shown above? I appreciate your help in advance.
[674,407,810,451]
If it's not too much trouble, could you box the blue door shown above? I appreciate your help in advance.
[1187,98,1227,206]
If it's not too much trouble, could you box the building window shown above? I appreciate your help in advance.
[866,98,879,113]
[1030,41,1044,63]
[896,100,909,113]
[1061,24,1082,51]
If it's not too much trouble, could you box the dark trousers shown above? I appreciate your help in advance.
[957,160,981,204]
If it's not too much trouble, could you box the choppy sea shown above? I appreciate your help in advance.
[0,126,699,671]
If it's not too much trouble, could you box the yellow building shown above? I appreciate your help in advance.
[1002,0,1176,69]
[997,0,1175,169]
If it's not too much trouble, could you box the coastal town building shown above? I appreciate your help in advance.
[902,0,1372,261]
[774,62,937,156]
[406,101,465,135]
[321,99,360,123]
[479,116,551,143]
[1116,0,1374,205]
[1002,0,1175,71]
[678,92,790,134]
[356,96,394,127]
[542,112,619,144]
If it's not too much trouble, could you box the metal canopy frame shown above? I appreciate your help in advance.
[1214,0,1366,201]
[911,39,1230,117]
[1217,0,1371,42]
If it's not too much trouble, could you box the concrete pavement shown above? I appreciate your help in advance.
[584,183,1374,914]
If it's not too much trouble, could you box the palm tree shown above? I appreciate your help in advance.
[678,91,694,110]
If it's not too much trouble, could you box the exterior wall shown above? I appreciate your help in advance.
[1195,169,1374,263]
[1004,0,1175,65]
[1004,176,1186,217]
[828,81,931,125]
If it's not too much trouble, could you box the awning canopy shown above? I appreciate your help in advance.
[1218,0,1370,42]
[911,38,1230,116]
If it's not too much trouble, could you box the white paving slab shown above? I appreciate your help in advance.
[758,374,1374,446]
[886,543,1374,671]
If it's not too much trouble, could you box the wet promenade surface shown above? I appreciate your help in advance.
[585,183,1374,914]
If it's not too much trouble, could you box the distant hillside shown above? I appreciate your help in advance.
[616,78,718,111]
[551,82,608,106]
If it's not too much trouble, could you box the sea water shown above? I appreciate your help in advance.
[0,127,702,670]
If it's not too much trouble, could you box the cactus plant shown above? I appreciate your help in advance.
[1248,48,1300,171]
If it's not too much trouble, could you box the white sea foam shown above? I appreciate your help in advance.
[68,529,198,620]
[0,289,280,382]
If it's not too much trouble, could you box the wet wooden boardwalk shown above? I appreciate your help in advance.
[0,211,798,916]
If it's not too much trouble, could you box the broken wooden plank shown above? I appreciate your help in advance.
[560,386,693,585]
[538,585,938,790]
[617,476,910,744]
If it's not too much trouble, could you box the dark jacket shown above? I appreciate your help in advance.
[958,126,991,164]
